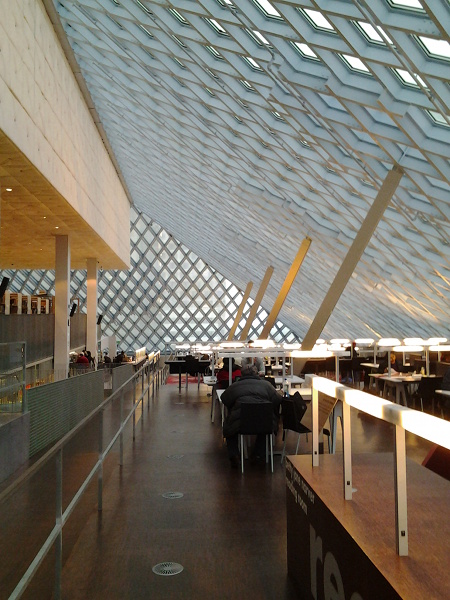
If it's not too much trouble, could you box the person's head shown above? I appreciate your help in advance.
[222,357,235,368]
[241,364,258,377]
[390,353,397,364]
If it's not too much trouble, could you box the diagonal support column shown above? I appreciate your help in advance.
[259,238,311,340]
[240,266,274,341]
[301,165,403,352]
[227,282,253,341]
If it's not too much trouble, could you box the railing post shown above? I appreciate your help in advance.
[120,388,124,466]
[395,425,408,556]
[98,408,104,512]
[140,368,144,424]
[312,379,319,467]
[147,364,150,408]
[22,342,27,413]
[133,375,136,441]
[55,448,63,600]
[342,399,353,500]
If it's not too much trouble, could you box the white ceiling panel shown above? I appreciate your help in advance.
[49,0,449,339]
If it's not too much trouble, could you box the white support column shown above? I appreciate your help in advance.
[54,236,70,381]
[312,380,319,467]
[86,258,98,367]
[394,425,409,556]
[342,399,353,500]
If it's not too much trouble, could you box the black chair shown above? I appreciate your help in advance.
[238,402,275,473]
[413,376,443,413]
[280,392,330,463]
[264,376,277,388]
[185,357,201,387]
[280,393,310,464]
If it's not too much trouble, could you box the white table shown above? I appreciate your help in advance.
[380,374,422,406]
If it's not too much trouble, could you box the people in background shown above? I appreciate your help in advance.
[216,357,241,390]
[240,340,265,376]
[378,352,403,374]
[221,363,281,469]
[76,352,89,365]
[86,350,95,368]
[103,351,112,364]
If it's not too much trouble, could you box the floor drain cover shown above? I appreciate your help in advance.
[162,492,184,499]
[167,454,184,460]
[152,562,184,576]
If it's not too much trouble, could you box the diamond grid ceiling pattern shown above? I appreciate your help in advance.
[2,207,295,351]
[49,0,448,338]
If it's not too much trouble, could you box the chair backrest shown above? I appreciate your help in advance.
[291,392,308,424]
[185,357,200,376]
[239,401,274,435]
[281,393,308,432]
[417,376,443,399]
[281,398,296,430]
[265,376,277,388]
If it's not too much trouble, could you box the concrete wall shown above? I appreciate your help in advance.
[0,0,130,267]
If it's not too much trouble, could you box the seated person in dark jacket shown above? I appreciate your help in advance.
[221,364,281,468]
[216,357,241,390]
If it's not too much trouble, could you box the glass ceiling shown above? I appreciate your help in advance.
[47,0,449,340]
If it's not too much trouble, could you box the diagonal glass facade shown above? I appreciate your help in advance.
[1,207,297,351]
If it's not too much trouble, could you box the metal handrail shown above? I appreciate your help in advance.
[2,351,167,600]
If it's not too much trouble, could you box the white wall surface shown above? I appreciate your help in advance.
[0,0,130,267]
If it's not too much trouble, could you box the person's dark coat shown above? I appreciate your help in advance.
[222,375,281,438]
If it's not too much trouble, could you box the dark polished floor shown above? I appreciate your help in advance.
[1,377,433,600]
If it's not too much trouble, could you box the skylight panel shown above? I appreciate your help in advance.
[388,0,424,10]
[292,42,319,60]
[172,57,186,69]
[355,22,393,45]
[340,54,370,74]
[253,30,270,45]
[206,18,229,35]
[138,24,153,39]
[204,67,219,79]
[301,9,335,32]
[206,45,224,59]
[172,35,187,48]
[168,8,190,26]
[417,37,450,61]
[271,110,285,121]
[133,0,153,15]
[239,79,256,92]
[426,110,450,127]
[243,56,263,71]
[252,0,282,19]
[394,69,427,88]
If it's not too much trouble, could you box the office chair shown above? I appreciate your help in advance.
[238,401,275,473]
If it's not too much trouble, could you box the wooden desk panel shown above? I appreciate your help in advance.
[286,453,450,600]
